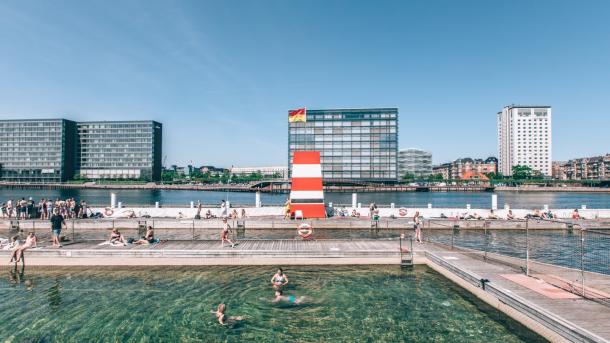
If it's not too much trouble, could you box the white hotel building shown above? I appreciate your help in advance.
[497,105,552,176]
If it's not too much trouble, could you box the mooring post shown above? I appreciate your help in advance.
[525,218,530,276]
[580,228,585,297]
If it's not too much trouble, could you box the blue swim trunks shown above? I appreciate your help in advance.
[52,229,61,237]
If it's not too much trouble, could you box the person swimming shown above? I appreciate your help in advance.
[270,267,288,290]
[212,303,244,326]
[272,290,304,304]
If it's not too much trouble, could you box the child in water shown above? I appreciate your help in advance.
[272,290,305,304]
[213,303,244,326]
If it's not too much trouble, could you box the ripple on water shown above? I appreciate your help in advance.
[0,265,547,342]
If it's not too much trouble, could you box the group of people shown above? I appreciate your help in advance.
[213,267,304,326]
[1,197,89,220]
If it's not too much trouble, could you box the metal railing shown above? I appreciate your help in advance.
[423,218,610,306]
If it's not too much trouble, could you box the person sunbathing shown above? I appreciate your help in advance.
[109,228,126,245]
[10,232,36,263]
[135,226,156,245]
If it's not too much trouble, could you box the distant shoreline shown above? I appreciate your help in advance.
[1,182,609,193]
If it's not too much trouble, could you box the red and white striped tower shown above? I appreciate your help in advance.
[290,151,326,218]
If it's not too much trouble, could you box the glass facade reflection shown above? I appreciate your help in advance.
[0,119,76,183]
[288,108,398,183]
[77,121,162,181]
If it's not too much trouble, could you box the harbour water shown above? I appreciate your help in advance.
[1,188,610,208]
[0,265,545,342]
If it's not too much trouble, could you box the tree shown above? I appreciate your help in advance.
[402,172,416,182]
[427,174,444,182]
[512,165,533,180]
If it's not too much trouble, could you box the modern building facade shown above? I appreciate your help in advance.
[432,157,497,180]
[0,119,162,183]
[0,119,77,182]
[554,154,610,180]
[288,108,398,183]
[76,121,162,181]
[497,105,552,176]
[398,148,432,178]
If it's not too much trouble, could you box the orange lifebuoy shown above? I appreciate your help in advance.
[104,208,114,217]
[297,223,313,239]
[398,208,408,217]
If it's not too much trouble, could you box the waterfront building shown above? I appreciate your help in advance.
[0,119,77,182]
[199,166,229,174]
[555,154,610,180]
[76,121,162,181]
[497,105,552,176]
[230,166,289,179]
[288,108,398,183]
[398,148,432,178]
[432,157,497,180]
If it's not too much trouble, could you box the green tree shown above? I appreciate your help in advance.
[427,174,444,182]
[512,165,533,180]
[402,172,416,182]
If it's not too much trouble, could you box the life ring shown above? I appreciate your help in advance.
[398,208,408,217]
[104,208,114,217]
[297,223,313,239]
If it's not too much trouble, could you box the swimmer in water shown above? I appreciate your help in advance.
[212,303,244,326]
[272,290,305,304]
[270,267,288,290]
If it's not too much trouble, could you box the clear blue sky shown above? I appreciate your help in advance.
[1,0,609,167]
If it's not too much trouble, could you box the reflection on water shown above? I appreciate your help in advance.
[425,229,610,274]
[1,188,610,208]
[0,265,545,342]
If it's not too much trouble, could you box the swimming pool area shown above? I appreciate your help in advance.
[0,265,546,342]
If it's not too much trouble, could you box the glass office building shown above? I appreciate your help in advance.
[0,119,77,183]
[288,108,398,183]
[76,121,162,181]
[398,148,432,178]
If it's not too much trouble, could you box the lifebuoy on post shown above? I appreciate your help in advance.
[104,208,114,217]
[399,208,408,217]
[297,223,313,239]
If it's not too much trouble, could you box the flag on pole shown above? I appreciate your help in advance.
[288,108,307,123]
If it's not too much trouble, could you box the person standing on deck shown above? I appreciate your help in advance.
[413,211,422,243]
[220,200,228,218]
[220,218,236,248]
[50,209,66,248]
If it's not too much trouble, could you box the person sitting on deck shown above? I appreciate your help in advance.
[572,209,581,219]
[205,209,214,219]
[466,212,482,220]
[351,209,360,218]
[506,209,515,220]
[135,226,157,245]
[487,210,499,220]
[109,228,126,245]
[10,232,37,263]
[241,208,247,218]
[231,209,238,219]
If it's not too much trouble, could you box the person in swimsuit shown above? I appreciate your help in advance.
[212,303,244,326]
[413,211,422,243]
[135,226,155,245]
[271,268,289,290]
[221,218,236,248]
[272,290,304,304]
[109,228,126,245]
[10,232,37,263]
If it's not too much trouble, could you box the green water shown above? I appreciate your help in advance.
[0,265,545,342]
